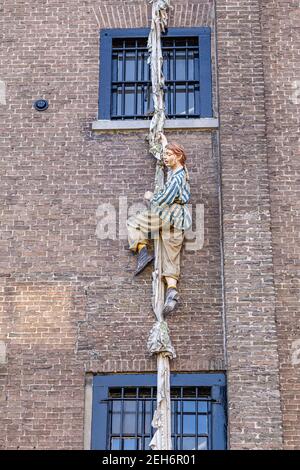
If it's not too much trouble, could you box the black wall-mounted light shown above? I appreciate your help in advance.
[34,99,49,111]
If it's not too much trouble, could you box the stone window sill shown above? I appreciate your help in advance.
[92,118,219,131]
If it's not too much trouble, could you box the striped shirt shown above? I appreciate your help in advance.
[150,167,192,230]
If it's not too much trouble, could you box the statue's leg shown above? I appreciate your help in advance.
[127,210,162,252]
[161,226,184,282]
[127,224,149,253]
[127,210,162,275]
[160,226,185,316]
[127,210,151,253]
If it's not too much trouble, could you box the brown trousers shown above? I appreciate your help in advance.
[127,209,184,281]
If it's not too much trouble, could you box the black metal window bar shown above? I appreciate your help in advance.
[111,37,200,119]
[106,386,212,450]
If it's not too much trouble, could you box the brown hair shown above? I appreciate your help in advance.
[165,143,186,165]
[165,143,189,180]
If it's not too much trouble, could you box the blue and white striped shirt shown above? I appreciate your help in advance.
[150,167,192,230]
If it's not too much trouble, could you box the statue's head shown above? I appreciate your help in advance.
[164,143,187,166]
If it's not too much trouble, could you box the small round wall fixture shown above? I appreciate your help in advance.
[34,99,49,111]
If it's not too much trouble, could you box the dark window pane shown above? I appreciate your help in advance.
[139,388,152,398]
[164,85,171,116]
[183,414,196,434]
[183,388,197,398]
[111,87,117,115]
[171,401,175,433]
[144,59,150,81]
[124,388,137,398]
[111,438,121,450]
[177,413,196,434]
[111,53,124,82]
[162,52,168,78]
[198,387,211,397]
[111,401,121,434]
[145,401,152,432]
[197,437,208,450]
[178,437,196,450]
[123,438,137,450]
[125,52,136,81]
[145,85,154,116]
[188,37,198,47]
[187,51,195,80]
[137,85,144,116]
[175,50,186,80]
[111,87,122,116]
[174,37,187,47]
[137,438,143,450]
[198,401,208,412]
[188,85,195,115]
[112,39,124,48]
[137,401,143,434]
[176,414,181,432]
[124,400,136,412]
[194,84,200,115]
[145,437,152,450]
[109,388,122,398]
[194,52,200,81]
[112,54,118,81]
[112,412,121,434]
[124,86,135,115]
[118,53,124,81]
[171,387,181,398]
[163,51,174,80]
[136,38,147,48]
[162,38,174,47]
[169,51,175,81]
[123,401,136,434]
[183,401,196,412]
[137,51,144,81]
[175,85,186,115]
[198,414,208,434]
[124,38,136,48]
[177,437,207,450]
[112,400,121,412]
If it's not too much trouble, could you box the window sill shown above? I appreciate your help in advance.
[92,118,219,131]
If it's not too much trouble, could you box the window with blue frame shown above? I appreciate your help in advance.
[91,373,227,450]
[99,28,212,120]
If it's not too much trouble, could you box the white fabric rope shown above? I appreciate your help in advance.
[146,0,174,451]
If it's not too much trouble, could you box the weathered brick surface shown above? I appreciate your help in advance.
[215,0,283,449]
[0,0,224,450]
[0,0,298,450]
[260,0,300,450]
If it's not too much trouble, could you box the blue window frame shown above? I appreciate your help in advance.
[99,27,212,120]
[91,373,227,450]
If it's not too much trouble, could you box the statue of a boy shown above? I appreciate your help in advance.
[127,134,192,316]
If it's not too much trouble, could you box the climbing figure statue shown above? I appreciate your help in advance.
[127,133,192,316]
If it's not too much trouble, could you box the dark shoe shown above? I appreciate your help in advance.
[162,287,179,317]
[134,247,154,276]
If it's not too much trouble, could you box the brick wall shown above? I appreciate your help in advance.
[260,0,300,450]
[215,0,283,449]
[0,0,224,449]
[0,0,298,450]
